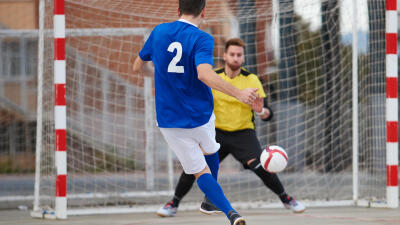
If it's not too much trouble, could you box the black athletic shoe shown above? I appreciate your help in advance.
[228,210,246,225]
[199,197,223,215]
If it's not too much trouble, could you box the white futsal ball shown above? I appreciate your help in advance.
[260,145,288,173]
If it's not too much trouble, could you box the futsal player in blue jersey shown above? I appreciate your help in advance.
[132,1,258,224]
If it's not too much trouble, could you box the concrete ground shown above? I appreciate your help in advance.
[0,206,399,225]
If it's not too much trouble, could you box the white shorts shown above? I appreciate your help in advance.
[160,114,220,174]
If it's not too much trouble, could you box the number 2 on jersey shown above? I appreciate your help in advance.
[167,42,184,73]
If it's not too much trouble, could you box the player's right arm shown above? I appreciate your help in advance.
[197,63,258,105]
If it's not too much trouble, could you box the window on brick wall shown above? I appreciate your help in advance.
[0,38,37,78]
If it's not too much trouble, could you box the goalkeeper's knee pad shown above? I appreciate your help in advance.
[248,158,263,171]
[248,158,285,195]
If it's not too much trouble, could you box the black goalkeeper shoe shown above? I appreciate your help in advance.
[228,210,246,225]
[199,197,223,215]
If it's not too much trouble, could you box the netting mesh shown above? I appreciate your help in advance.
[34,0,393,212]
[358,0,387,202]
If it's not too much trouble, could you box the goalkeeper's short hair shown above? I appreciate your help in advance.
[225,38,246,52]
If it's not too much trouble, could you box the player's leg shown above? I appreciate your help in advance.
[159,143,230,217]
[197,128,249,215]
[194,115,245,224]
[204,151,219,180]
[157,172,195,217]
[158,127,205,217]
[199,145,230,215]
[198,128,243,215]
[160,118,245,224]
[159,146,230,216]
[195,166,245,225]
[204,128,233,178]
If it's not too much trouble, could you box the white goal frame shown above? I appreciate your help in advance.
[30,0,398,219]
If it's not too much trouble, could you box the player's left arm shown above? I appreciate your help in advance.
[133,56,145,73]
[133,28,155,75]
[132,56,154,75]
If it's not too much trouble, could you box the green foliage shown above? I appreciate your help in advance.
[276,14,356,105]
[68,146,137,173]
[0,158,13,174]
[0,155,35,174]
[295,20,323,105]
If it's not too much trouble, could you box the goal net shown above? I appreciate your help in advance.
[33,0,396,216]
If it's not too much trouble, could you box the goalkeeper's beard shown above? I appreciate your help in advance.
[226,62,241,71]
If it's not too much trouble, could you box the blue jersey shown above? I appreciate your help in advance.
[139,20,215,128]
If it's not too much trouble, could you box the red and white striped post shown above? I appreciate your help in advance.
[54,0,67,218]
[385,0,398,208]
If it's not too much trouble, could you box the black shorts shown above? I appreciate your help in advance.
[215,128,262,169]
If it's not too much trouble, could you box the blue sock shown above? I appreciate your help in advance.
[197,173,234,218]
[204,152,219,180]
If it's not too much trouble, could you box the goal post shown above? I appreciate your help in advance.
[352,0,359,205]
[385,0,398,209]
[32,0,398,218]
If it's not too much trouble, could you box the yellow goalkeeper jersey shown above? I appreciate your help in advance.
[212,67,266,131]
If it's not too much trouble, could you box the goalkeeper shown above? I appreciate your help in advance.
[157,38,306,217]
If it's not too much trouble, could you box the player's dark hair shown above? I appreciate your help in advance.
[225,38,246,52]
[179,0,206,17]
